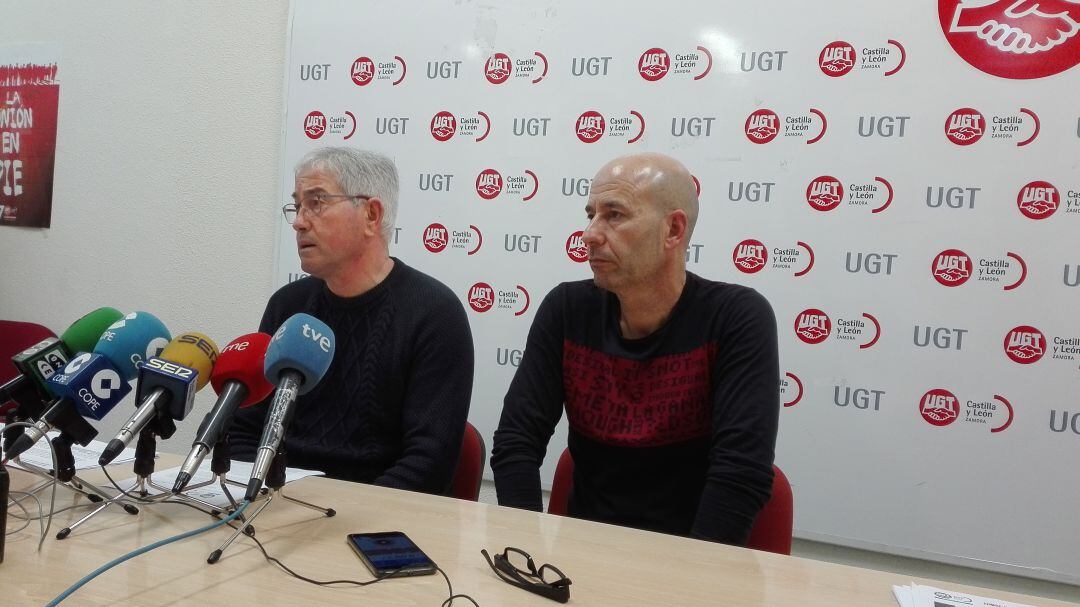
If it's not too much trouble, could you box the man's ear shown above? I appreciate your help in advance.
[664,209,689,250]
[363,197,385,234]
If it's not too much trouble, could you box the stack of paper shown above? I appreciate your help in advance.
[893,583,1038,607]
[113,461,322,509]
[5,432,137,471]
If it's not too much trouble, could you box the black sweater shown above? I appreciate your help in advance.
[491,273,779,544]
[229,259,474,495]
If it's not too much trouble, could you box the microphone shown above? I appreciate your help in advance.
[172,333,274,493]
[5,311,171,459]
[1,337,70,430]
[1,338,69,409]
[0,307,122,409]
[99,332,219,466]
[3,308,122,457]
[244,314,335,501]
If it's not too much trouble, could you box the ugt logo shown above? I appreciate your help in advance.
[638,48,670,81]
[932,249,973,286]
[1017,180,1059,219]
[304,111,326,139]
[430,111,457,141]
[920,388,960,426]
[468,282,495,313]
[745,109,779,143]
[576,111,606,143]
[939,0,1080,79]
[351,57,375,86]
[475,169,502,200]
[807,176,844,211]
[565,231,588,262]
[795,309,831,344]
[423,223,448,253]
[732,239,768,273]
[485,53,512,84]
[1004,325,1045,363]
[945,108,985,145]
[819,41,856,76]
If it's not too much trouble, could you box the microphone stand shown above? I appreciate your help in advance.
[58,420,276,539]
[207,449,335,564]
[7,430,140,536]
[57,416,229,538]
[177,435,252,515]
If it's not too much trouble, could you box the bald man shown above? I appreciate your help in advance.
[491,153,779,545]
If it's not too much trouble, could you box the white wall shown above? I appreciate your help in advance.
[0,1,291,449]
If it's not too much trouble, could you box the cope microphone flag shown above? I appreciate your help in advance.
[173,333,274,493]
[99,332,219,466]
[5,311,171,459]
[244,314,335,501]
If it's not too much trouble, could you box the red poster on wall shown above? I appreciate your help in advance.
[0,45,59,229]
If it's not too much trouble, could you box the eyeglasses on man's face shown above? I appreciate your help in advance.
[282,193,371,224]
[482,547,571,603]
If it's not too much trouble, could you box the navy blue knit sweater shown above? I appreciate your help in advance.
[229,259,474,495]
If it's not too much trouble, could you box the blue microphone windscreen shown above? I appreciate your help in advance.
[264,313,335,394]
[93,311,172,381]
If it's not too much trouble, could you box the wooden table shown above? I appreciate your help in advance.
[2,465,1075,606]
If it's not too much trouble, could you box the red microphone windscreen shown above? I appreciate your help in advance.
[210,333,274,408]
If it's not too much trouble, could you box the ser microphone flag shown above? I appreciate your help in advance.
[244,314,334,501]
[99,332,219,466]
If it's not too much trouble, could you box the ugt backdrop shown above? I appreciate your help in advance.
[276,0,1080,584]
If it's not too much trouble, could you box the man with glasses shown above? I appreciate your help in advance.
[491,153,779,545]
[230,147,474,495]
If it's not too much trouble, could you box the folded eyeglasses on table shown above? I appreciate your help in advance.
[482,546,572,603]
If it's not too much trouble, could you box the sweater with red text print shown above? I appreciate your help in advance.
[491,273,779,544]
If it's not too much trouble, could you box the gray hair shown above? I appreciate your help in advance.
[294,147,399,241]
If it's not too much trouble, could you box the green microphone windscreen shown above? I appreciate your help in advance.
[60,307,124,353]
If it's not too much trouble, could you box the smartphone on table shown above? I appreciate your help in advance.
[346,531,438,577]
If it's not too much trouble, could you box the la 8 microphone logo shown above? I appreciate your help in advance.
[13,337,69,384]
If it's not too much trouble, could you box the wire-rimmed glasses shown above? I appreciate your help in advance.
[281,193,371,224]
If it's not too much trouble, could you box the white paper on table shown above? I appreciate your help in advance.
[911,584,1038,607]
[893,584,915,607]
[114,460,322,509]
[5,430,137,471]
